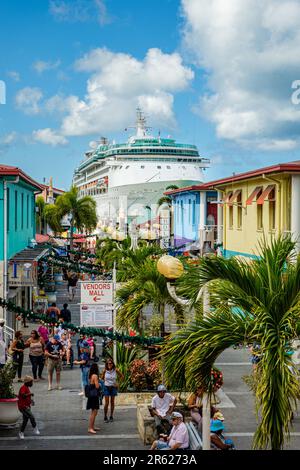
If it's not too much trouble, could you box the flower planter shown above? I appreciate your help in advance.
[0,398,19,427]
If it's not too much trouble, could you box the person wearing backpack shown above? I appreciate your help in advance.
[46,303,60,332]
[46,303,60,320]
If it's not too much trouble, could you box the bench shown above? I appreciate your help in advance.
[186,422,202,450]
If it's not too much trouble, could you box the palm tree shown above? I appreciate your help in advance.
[156,185,178,209]
[162,236,300,450]
[116,257,185,334]
[35,196,46,234]
[44,204,62,235]
[51,186,97,251]
[96,237,163,281]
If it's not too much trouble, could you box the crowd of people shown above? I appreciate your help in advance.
[0,262,237,448]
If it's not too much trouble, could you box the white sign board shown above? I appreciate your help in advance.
[80,281,113,305]
[80,304,113,327]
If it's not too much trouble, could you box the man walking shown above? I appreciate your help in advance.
[67,272,78,301]
[18,376,40,439]
[45,335,64,391]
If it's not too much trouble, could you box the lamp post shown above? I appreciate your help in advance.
[157,241,216,451]
[113,261,117,365]
[200,240,215,451]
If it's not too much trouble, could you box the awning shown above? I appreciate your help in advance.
[73,237,86,243]
[256,185,275,205]
[223,192,233,204]
[8,245,50,288]
[228,189,241,205]
[52,237,67,247]
[246,187,263,205]
[35,234,50,244]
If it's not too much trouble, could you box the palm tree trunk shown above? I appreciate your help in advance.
[160,303,165,337]
[70,220,74,260]
[174,304,185,326]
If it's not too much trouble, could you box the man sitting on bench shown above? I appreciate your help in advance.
[149,384,177,436]
[151,412,189,450]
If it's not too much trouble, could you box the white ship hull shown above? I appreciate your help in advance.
[94,177,203,221]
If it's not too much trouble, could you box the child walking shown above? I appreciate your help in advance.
[18,375,40,439]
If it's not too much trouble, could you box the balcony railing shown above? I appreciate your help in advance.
[199,225,223,246]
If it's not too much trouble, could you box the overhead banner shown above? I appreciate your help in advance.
[80,281,113,305]
[80,304,113,327]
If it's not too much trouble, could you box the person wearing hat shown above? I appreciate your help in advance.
[45,335,64,391]
[0,318,6,368]
[151,412,189,450]
[150,384,177,435]
[18,375,40,439]
[210,419,235,450]
[74,340,92,396]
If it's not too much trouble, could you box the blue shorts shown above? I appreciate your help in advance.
[251,356,261,364]
[156,441,170,450]
[103,385,118,397]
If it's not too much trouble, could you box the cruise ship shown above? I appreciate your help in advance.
[73,109,210,228]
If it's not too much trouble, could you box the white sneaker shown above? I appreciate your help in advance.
[19,432,24,439]
[33,427,40,435]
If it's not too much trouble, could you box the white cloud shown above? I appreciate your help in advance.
[0,132,18,154]
[32,128,68,146]
[33,60,61,74]
[7,71,20,82]
[182,0,300,150]
[49,0,111,25]
[15,87,43,115]
[27,47,193,144]
[58,47,194,136]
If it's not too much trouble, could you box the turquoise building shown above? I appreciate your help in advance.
[0,165,43,330]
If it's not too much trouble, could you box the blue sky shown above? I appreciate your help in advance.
[1,0,300,189]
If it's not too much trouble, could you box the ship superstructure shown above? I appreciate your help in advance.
[73,109,210,226]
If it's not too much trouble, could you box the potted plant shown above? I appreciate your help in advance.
[0,362,19,427]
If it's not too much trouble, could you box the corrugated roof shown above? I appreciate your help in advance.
[0,164,43,191]
[10,245,49,262]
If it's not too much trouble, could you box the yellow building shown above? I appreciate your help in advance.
[204,161,300,258]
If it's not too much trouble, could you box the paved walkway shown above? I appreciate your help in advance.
[0,282,147,450]
[2,282,300,449]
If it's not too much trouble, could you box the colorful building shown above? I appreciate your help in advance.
[202,161,300,258]
[0,165,45,331]
[165,186,218,248]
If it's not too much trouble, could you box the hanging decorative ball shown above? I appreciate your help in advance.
[157,255,184,280]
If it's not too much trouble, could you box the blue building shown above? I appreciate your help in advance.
[165,185,219,249]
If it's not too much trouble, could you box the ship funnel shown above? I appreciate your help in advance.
[100,137,108,145]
